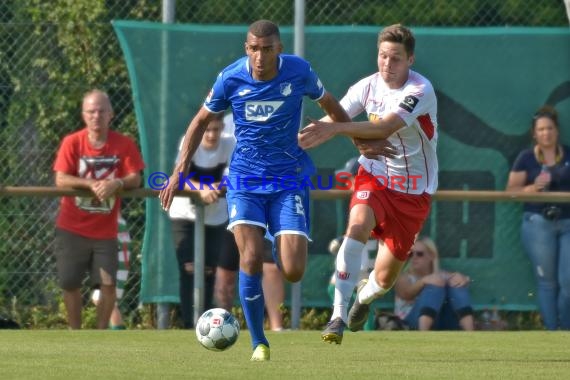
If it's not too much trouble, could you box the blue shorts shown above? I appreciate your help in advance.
[226,188,311,239]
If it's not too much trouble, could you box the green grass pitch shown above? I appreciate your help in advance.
[1,330,569,379]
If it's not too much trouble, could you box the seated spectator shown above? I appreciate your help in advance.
[394,236,475,331]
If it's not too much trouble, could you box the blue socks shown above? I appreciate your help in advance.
[238,271,268,349]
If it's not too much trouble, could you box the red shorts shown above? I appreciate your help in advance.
[349,168,431,261]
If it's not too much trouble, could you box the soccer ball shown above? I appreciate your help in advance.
[195,308,240,351]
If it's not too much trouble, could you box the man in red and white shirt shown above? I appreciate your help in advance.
[299,24,438,344]
[53,89,145,329]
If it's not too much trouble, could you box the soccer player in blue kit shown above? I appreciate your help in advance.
[159,19,349,361]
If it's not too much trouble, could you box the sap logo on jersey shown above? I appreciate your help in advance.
[245,101,284,121]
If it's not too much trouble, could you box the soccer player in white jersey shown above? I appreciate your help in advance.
[299,23,439,344]
[159,20,349,360]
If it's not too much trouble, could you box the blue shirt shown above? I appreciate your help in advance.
[204,55,325,193]
[512,145,570,216]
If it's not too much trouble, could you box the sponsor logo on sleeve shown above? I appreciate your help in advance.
[399,95,419,113]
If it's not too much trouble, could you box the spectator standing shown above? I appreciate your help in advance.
[53,89,145,329]
[506,105,570,330]
[168,113,235,328]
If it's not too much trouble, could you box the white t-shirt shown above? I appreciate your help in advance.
[169,135,235,226]
[222,113,237,140]
[340,69,439,195]
[394,273,418,320]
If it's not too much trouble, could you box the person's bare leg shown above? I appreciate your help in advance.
[262,262,284,331]
[63,288,82,329]
[459,314,475,331]
[96,284,116,329]
[234,225,265,274]
[276,234,307,283]
[418,315,435,331]
[109,303,124,327]
[215,267,237,311]
[370,242,407,292]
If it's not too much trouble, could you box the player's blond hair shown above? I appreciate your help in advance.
[416,236,440,273]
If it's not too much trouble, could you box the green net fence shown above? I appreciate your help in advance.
[114,21,570,310]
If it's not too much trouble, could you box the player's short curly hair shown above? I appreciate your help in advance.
[248,19,280,39]
[378,24,415,57]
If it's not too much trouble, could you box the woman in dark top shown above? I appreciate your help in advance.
[506,105,570,330]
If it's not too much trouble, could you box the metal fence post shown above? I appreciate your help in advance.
[156,0,176,330]
[193,203,206,324]
[291,0,306,330]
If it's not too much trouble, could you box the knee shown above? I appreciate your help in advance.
[216,271,236,288]
[374,270,399,290]
[240,253,263,274]
[432,277,447,287]
[205,267,215,279]
[283,268,304,283]
[419,306,438,319]
[217,281,236,295]
[559,281,570,297]
[99,284,116,296]
[345,224,370,242]
[183,262,194,275]
[455,306,474,319]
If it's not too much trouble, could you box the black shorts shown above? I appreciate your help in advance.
[217,230,275,271]
[170,219,225,270]
[217,229,240,271]
[261,238,274,264]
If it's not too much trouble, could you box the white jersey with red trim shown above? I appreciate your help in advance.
[340,69,438,195]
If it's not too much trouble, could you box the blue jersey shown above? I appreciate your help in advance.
[204,54,325,193]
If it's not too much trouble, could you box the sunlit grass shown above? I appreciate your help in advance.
[1,330,569,379]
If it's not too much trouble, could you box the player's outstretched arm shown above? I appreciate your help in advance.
[353,138,398,159]
[299,112,406,150]
[317,91,351,123]
[159,107,215,211]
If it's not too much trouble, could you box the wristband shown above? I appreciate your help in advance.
[116,178,125,189]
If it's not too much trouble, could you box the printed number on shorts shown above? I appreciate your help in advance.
[294,195,305,216]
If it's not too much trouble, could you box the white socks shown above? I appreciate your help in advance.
[358,270,389,305]
[331,237,365,322]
